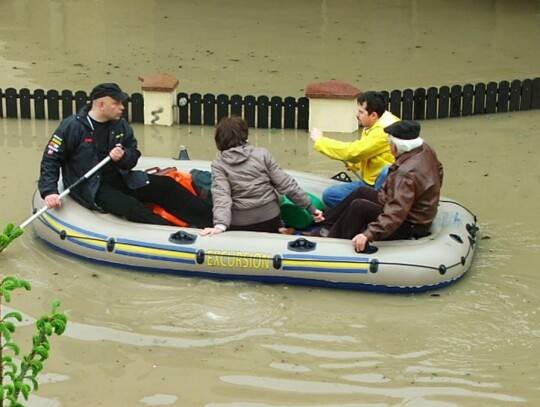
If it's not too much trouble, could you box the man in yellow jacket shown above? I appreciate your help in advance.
[310,91,399,207]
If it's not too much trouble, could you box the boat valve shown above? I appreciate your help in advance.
[273,255,282,270]
[196,249,205,264]
[106,237,116,252]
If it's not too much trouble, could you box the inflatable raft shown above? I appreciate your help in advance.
[31,157,479,293]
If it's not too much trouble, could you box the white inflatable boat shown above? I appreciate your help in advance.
[31,157,479,293]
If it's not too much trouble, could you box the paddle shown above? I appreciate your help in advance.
[342,160,362,180]
[0,155,112,252]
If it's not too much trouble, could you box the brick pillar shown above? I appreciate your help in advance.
[305,80,362,133]
[138,74,179,126]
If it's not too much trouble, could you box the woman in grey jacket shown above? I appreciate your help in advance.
[201,117,323,236]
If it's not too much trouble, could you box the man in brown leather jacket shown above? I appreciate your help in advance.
[318,120,443,252]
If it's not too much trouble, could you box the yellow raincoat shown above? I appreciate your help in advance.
[313,111,399,185]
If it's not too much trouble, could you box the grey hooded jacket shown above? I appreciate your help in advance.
[210,143,316,228]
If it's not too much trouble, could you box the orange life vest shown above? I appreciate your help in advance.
[146,167,197,227]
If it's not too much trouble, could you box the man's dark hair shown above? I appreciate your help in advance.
[215,116,249,151]
[357,91,387,118]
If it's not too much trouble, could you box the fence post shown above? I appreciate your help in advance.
[297,96,309,130]
[270,96,283,129]
[74,91,89,113]
[509,79,522,111]
[485,82,498,113]
[438,86,450,119]
[230,95,243,117]
[203,93,216,126]
[402,89,413,120]
[20,88,32,119]
[61,90,74,119]
[450,85,462,117]
[47,89,60,121]
[425,87,438,119]
[244,95,256,127]
[138,74,179,126]
[462,84,474,116]
[390,90,402,118]
[474,82,486,114]
[305,80,360,133]
[5,88,18,118]
[34,89,46,119]
[497,80,510,113]
[178,92,189,124]
[531,77,540,109]
[216,94,229,123]
[130,93,144,123]
[284,96,296,129]
[413,88,426,120]
[190,93,202,125]
[257,96,270,128]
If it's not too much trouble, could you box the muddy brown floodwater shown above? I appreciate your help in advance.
[1,1,539,406]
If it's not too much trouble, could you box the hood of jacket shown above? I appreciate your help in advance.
[221,143,254,165]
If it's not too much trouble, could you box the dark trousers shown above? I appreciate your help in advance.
[95,174,213,228]
[322,186,420,240]
[228,214,282,233]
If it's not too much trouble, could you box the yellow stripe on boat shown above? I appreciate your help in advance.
[114,242,195,262]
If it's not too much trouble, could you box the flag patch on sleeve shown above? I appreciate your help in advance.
[46,134,62,155]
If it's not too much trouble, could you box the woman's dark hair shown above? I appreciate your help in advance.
[357,91,386,118]
[215,116,249,151]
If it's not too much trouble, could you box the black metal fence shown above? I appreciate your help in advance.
[1,77,538,129]
[176,92,309,129]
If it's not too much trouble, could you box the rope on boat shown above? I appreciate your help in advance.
[440,199,477,221]
[46,227,477,276]
[34,194,478,277]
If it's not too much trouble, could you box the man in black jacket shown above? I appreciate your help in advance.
[38,83,213,227]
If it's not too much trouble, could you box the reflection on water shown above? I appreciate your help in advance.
[141,394,179,406]
[218,375,524,402]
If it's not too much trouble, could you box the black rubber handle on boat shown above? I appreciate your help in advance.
[330,171,352,183]
[356,243,378,255]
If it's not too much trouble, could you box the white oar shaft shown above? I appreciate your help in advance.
[19,156,112,230]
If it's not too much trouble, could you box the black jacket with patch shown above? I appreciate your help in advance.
[38,105,148,209]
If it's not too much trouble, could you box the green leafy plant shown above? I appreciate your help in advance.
[0,276,67,407]
[0,224,24,253]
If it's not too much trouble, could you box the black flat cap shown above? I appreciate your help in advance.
[384,120,421,140]
[90,83,129,101]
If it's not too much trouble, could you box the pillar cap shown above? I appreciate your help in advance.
[305,80,362,99]
[138,73,179,92]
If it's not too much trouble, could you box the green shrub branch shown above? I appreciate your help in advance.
[0,276,67,407]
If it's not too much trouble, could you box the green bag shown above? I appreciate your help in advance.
[281,193,325,230]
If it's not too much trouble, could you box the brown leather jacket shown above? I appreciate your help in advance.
[364,142,443,242]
